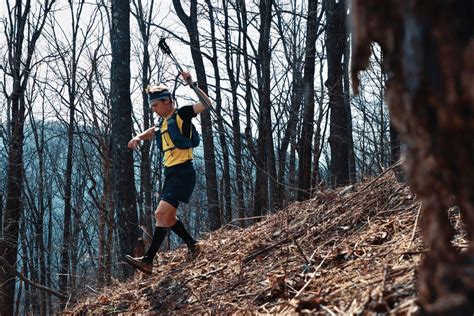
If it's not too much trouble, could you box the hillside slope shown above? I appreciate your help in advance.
[69,171,465,314]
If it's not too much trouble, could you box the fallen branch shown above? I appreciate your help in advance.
[183,265,227,285]
[0,256,67,300]
[407,204,422,250]
[293,237,310,265]
[242,239,288,265]
[293,256,326,299]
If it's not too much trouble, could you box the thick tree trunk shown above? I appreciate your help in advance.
[297,0,319,201]
[111,0,139,278]
[389,119,405,182]
[1,108,25,316]
[254,0,274,216]
[326,0,350,186]
[352,0,474,313]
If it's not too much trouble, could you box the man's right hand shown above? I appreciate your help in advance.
[128,136,141,149]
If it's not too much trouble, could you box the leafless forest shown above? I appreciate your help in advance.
[1,0,424,314]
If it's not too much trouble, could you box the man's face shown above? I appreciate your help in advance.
[150,98,172,117]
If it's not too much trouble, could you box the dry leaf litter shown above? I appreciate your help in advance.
[69,170,466,315]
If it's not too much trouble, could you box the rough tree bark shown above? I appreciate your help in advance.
[352,0,474,313]
[326,0,351,186]
[110,0,139,278]
[254,0,276,216]
[297,0,320,201]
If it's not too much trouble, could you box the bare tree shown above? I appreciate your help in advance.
[173,0,221,230]
[41,0,94,298]
[237,0,257,219]
[223,0,245,225]
[325,0,351,186]
[110,0,139,278]
[204,0,233,224]
[296,0,322,200]
[23,85,49,314]
[254,0,276,217]
[272,0,305,208]
[131,0,155,238]
[343,23,356,183]
[80,6,114,285]
[0,1,55,314]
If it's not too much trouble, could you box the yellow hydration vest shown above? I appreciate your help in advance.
[161,114,193,167]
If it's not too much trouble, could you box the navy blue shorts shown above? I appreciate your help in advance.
[160,160,196,208]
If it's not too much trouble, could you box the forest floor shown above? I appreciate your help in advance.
[68,169,466,315]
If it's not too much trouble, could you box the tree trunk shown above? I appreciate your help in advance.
[312,64,327,189]
[206,0,232,224]
[297,0,319,201]
[344,30,356,182]
[273,1,305,209]
[111,0,139,278]
[59,89,74,300]
[351,1,474,312]
[29,108,47,315]
[288,135,298,202]
[21,226,30,315]
[254,0,274,217]
[1,31,26,316]
[173,0,221,231]
[46,190,53,313]
[390,121,400,165]
[225,0,245,226]
[389,119,405,182]
[238,0,257,219]
[132,0,153,238]
[326,0,350,186]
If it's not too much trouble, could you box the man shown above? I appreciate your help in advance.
[125,71,211,274]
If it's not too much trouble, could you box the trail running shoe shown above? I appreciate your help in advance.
[124,255,153,274]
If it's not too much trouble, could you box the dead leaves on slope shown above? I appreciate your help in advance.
[70,171,466,315]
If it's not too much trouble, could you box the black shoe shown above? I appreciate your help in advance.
[124,255,153,274]
[188,242,201,260]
